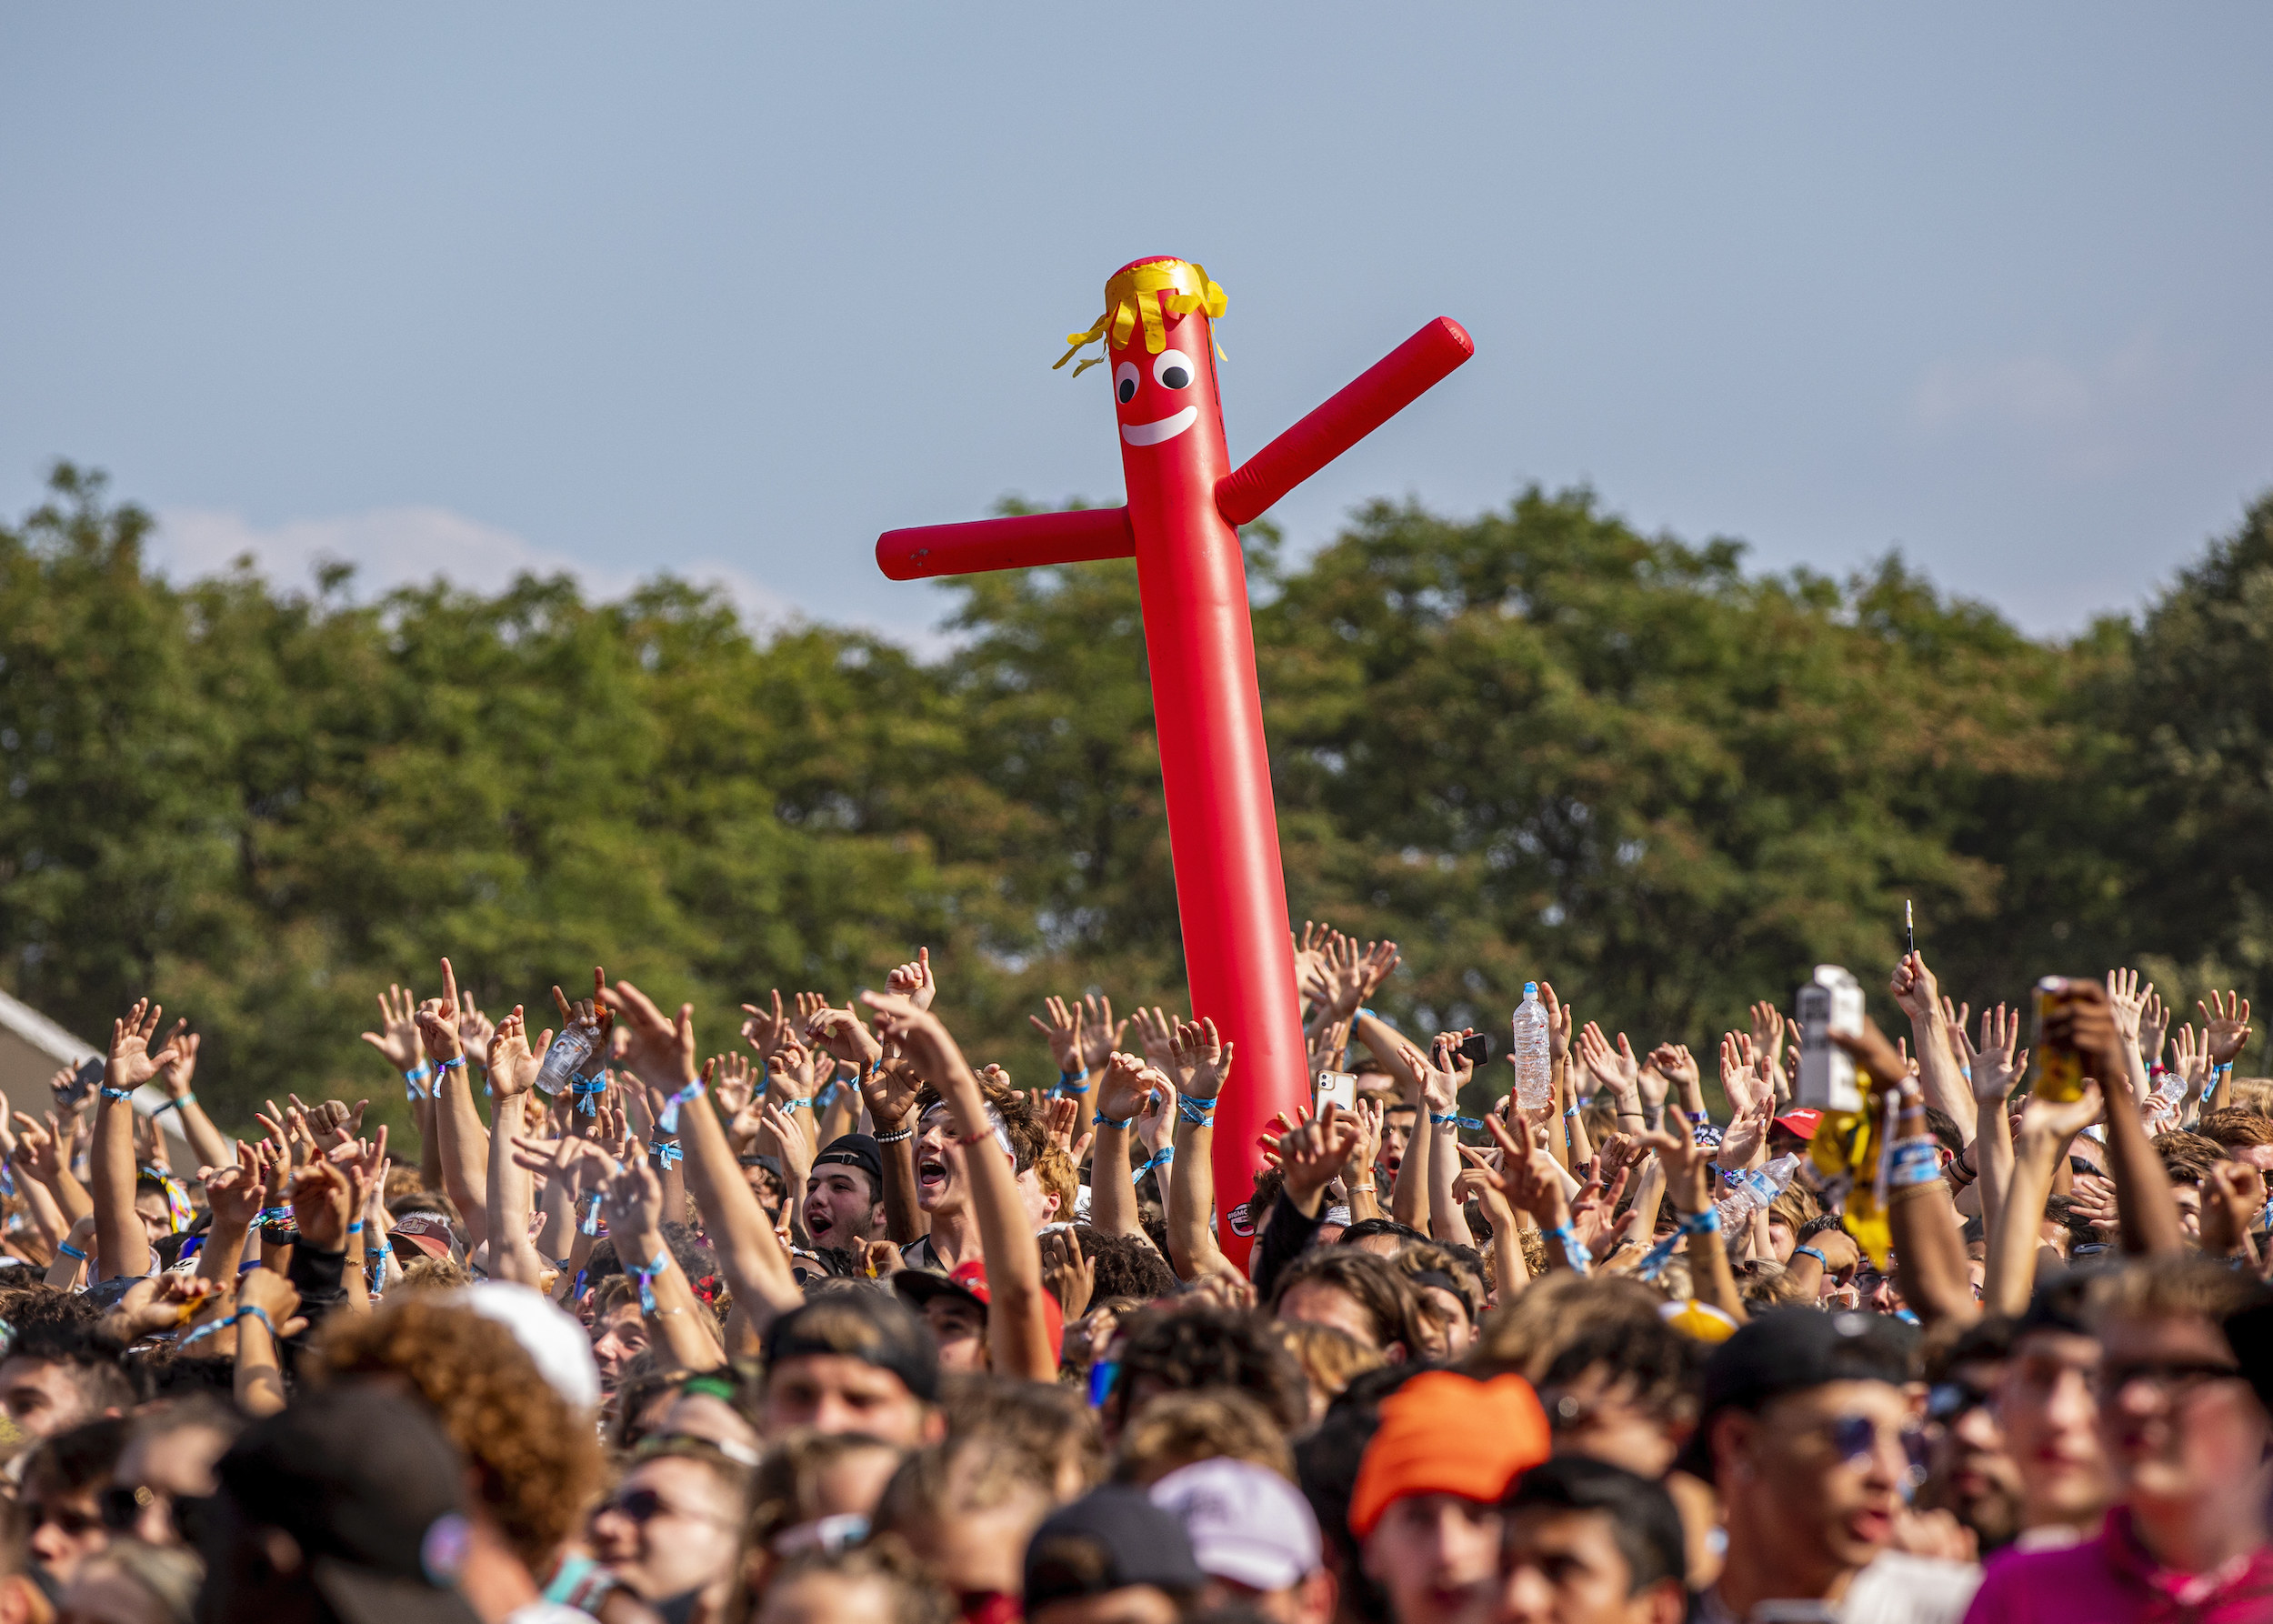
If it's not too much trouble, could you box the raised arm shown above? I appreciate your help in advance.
[1985,1085,2103,1318]
[95,1000,182,1281]
[1087,1055,1155,1240]
[483,1009,549,1288]
[415,960,491,1258]
[1889,952,1977,1145]
[863,990,1056,1380]
[149,1032,231,1175]
[1166,1018,1235,1281]
[599,981,806,1334]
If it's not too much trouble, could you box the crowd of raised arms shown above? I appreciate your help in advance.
[0,930,2266,1624]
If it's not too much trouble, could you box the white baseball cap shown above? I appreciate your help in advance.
[446,1282,602,1413]
[1149,1457,1321,1592]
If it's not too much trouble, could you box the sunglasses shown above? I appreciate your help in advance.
[1816,1413,1921,1469]
[1926,1380,1994,1426]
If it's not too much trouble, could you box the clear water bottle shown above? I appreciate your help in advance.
[533,1023,599,1098]
[1510,983,1553,1112]
[1716,1153,1801,1231]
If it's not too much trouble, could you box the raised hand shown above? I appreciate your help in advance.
[1748,999,1786,1076]
[766,1035,822,1105]
[2106,968,2148,1046]
[1650,1043,1700,1098]
[2018,1080,2105,1147]
[1718,1033,1758,1118]
[1712,1092,1775,1170]
[487,1007,549,1100]
[1261,1103,1363,1212]
[359,985,424,1072]
[155,1032,201,1103]
[1347,1097,1385,1179]
[201,1142,266,1230]
[2170,1025,2209,1095]
[456,988,497,1059]
[884,947,937,1012]
[1096,1054,1153,1127]
[1576,1023,1641,1108]
[1027,997,1086,1078]
[1078,994,1126,1075]
[11,1112,61,1185]
[1039,1228,1094,1321]
[1292,922,1334,1003]
[740,990,796,1067]
[108,999,188,1097]
[597,977,699,1093]
[1539,982,1574,1061]
[1307,1017,1351,1078]
[1131,1007,1180,1073]
[1169,1018,1234,1101]
[291,1095,366,1153]
[2200,991,2253,1068]
[1136,1071,1178,1157]
[1888,952,1940,1024]
[2199,1160,2265,1256]
[806,1006,883,1070]
[2138,989,2170,1080]
[1043,1095,1089,1160]
[289,1157,355,1251]
[866,1055,924,1130]
[1966,1005,2028,1104]
[601,1155,666,1241]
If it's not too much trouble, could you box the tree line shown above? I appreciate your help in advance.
[5,462,2270,1129]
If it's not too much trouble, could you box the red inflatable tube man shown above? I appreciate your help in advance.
[878,257,1472,1258]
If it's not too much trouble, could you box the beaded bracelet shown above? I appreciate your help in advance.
[874,1127,914,1145]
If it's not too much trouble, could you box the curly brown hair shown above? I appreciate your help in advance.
[315,1296,603,1569]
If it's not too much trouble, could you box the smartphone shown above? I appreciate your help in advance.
[1458,1031,1492,1068]
[55,1058,104,1108]
[1315,1070,1357,1115]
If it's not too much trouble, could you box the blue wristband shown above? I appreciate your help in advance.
[153,1095,194,1116]
[1549,1223,1592,1278]
[1093,1110,1135,1130]
[1177,1095,1217,1126]
[99,1087,133,1102]
[1792,1245,1828,1267]
[1430,1112,1485,1130]
[1136,1146,1175,1177]
[434,1055,466,1072]
[56,1242,85,1262]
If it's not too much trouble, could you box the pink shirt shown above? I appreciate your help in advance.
[1962,1510,2273,1624]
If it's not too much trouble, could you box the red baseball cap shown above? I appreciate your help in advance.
[387,1212,460,1264]
[1772,1108,1822,1140]
[895,1257,1064,1356]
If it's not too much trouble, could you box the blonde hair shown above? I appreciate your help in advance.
[1273,1318,1385,1407]
[1056,258,1227,376]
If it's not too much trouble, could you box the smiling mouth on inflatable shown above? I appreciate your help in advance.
[1121,406,1198,447]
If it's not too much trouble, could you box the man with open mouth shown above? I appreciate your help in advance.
[801,1133,886,1254]
[898,1089,1061,1276]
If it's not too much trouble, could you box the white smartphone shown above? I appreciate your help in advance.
[1315,1069,1357,1115]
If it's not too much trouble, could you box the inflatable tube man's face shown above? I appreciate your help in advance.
[1058,257,1227,459]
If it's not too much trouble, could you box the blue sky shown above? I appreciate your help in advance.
[3,5,2268,646]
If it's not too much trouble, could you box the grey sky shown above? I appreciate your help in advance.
[3,5,2268,646]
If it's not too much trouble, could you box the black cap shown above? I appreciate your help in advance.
[2225,1298,2273,1421]
[761,1290,939,1403]
[1024,1486,1207,1610]
[1674,1308,1914,1483]
[814,1133,885,1193]
[213,1387,480,1624]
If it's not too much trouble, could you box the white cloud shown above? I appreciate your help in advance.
[150,504,798,627]
[1906,330,2193,479]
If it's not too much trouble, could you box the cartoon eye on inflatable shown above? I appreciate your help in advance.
[1154,349,1194,391]
[1115,362,1140,405]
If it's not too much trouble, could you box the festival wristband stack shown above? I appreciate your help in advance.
[1054,1068,1090,1098]
[1886,1137,1944,1190]
[1176,1095,1217,1127]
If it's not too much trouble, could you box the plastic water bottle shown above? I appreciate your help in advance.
[1716,1154,1801,1231]
[533,1023,599,1098]
[1510,984,1553,1112]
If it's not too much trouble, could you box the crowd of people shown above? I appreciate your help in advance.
[0,929,2266,1624]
